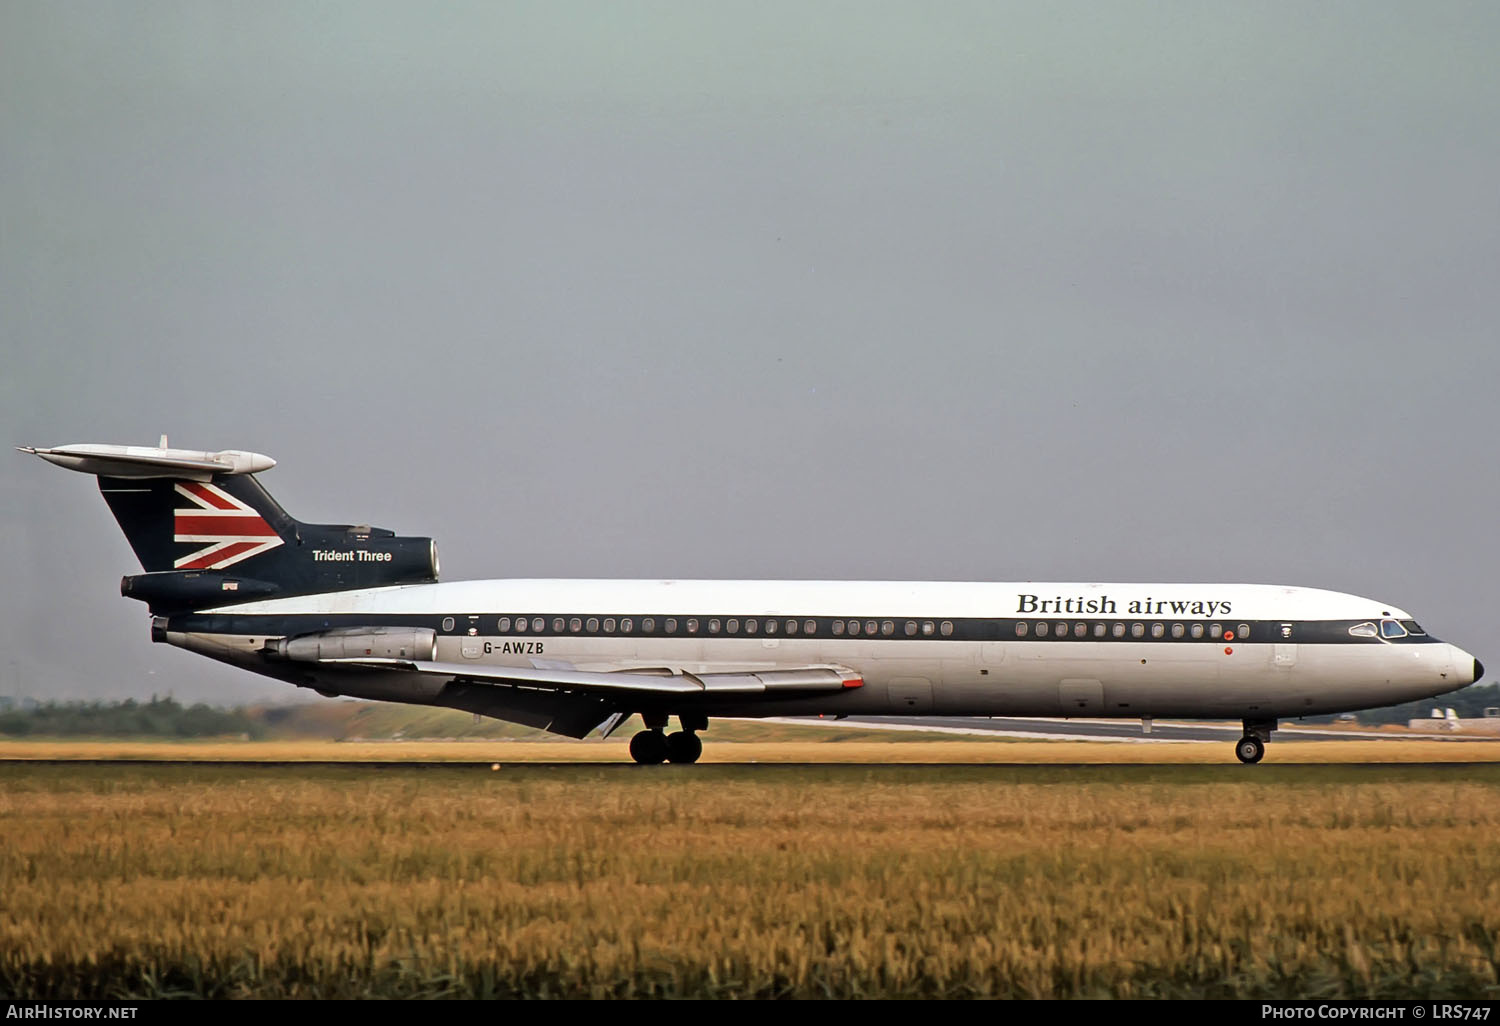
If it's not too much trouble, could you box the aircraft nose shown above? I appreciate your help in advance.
[1445,646,1482,687]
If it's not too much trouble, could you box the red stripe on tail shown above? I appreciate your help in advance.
[178,481,240,510]
[177,541,260,570]
[173,514,279,537]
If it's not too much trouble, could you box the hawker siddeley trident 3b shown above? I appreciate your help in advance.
[22,440,1485,764]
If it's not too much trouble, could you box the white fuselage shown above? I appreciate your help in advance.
[173,579,1475,722]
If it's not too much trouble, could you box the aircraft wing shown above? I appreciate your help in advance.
[335,658,864,696]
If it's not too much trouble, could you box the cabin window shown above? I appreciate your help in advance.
[906,620,918,636]
[882,620,895,636]
[1237,623,1251,640]
[832,620,844,636]
[1036,621,1049,637]
[1112,623,1125,638]
[727,618,739,634]
[586,617,599,632]
[514,617,527,633]
[1131,623,1145,638]
[1209,623,1222,639]
[1380,619,1408,639]
[708,618,721,634]
[603,618,616,633]
[1055,622,1068,638]
[1171,623,1185,639]
[746,619,757,634]
[1015,622,1028,637]
[664,618,677,633]
[865,620,878,636]
[1349,622,1378,638]
[940,620,954,637]
[804,620,817,635]
[786,619,798,635]
[552,617,565,633]
[570,618,583,633]
[1069,622,1082,638]
[686,618,699,634]
[442,617,455,632]
[622,618,633,633]
[1093,623,1105,638]
[498,617,511,632]
[922,621,936,636]
[641,617,653,633]
[1190,623,1204,639]
[766,619,778,634]
[1151,623,1164,639]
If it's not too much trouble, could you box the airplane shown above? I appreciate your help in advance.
[21,439,1484,764]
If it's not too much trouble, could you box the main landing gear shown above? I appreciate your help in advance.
[1235,719,1276,764]
[630,713,708,765]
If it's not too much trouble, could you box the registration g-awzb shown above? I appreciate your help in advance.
[22,440,1483,764]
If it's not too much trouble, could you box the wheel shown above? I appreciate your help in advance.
[1235,735,1265,764]
[664,731,703,765]
[629,729,667,765]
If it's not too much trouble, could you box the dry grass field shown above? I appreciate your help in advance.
[2,761,1498,998]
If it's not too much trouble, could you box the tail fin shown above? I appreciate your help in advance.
[24,442,439,612]
[101,475,296,573]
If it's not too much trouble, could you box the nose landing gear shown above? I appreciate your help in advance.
[1235,719,1276,764]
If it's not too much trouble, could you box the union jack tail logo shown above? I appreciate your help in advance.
[173,482,285,570]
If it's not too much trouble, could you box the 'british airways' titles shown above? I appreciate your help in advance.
[1016,594,1233,617]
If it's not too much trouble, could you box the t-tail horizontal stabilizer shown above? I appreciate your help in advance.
[18,442,275,481]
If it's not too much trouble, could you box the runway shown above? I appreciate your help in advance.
[774,715,1489,744]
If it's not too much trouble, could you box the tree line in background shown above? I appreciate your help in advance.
[0,684,1495,737]
[0,696,264,739]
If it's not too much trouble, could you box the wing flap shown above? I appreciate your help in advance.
[407,660,704,694]
[336,659,863,698]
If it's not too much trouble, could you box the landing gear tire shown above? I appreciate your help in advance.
[664,731,702,765]
[1235,735,1265,764]
[630,730,668,765]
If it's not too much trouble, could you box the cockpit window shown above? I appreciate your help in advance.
[1348,622,1378,638]
[1401,620,1427,636]
[1379,619,1408,639]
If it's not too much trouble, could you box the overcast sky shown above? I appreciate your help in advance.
[3,2,1497,705]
